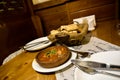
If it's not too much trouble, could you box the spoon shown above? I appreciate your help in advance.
[72,60,120,78]
[61,44,93,58]
[70,50,93,58]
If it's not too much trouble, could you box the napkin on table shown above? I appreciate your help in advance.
[73,15,96,31]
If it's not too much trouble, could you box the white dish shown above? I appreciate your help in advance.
[32,52,77,73]
[24,37,52,51]
[74,51,120,80]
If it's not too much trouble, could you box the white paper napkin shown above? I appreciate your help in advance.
[73,15,96,31]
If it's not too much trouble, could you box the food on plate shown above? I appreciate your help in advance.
[36,45,71,68]
[47,22,88,46]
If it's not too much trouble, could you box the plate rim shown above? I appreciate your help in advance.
[24,37,52,51]
[32,52,77,73]
[84,51,120,64]
[74,51,120,80]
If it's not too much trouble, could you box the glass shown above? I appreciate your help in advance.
[116,24,120,35]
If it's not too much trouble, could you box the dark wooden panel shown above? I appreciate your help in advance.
[35,4,66,15]
[40,11,69,35]
[67,0,115,13]
[0,0,38,65]
[33,0,68,10]
[35,4,68,35]
[0,17,38,65]
[70,4,115,21]
[7,18,37,48]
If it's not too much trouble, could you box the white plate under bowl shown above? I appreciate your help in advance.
[24,37,52,51]
[32,52,77,73]
[74,51,120,80]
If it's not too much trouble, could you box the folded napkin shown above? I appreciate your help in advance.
[73,15,96,31]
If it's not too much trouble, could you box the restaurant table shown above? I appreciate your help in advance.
[0,51,56,80]
[1,37,120,80]
[0,19,120,80]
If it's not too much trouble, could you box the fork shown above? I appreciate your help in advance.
[73,62,120,78]
[23,40,50,49]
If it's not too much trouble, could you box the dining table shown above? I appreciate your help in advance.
[0,51,56,80]
[0,19,120,80]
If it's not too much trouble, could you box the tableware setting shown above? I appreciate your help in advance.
[23,37,52,51]
[73,51,120,80]
[24,21,91,73]
[47,21,88,46]
[23,20,90,52]
[72,61,120,78]
[3,15,120,80]
[22,23,90,74]
[30,38,92,73]
[72,60,120,71]
[32,51,77,73]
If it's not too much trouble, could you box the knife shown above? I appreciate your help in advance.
[71,59,120,71]
[23,40,50,49]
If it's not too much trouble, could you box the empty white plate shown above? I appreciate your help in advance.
[74,51,120,80]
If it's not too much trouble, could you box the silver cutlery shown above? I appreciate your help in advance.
[71,60,120,78]
[61,44,94,58]
[23,40,50,49]
[72,60,120,71]
[70,50,93,58]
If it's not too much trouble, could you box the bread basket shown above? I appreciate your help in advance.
[47,21,88,46]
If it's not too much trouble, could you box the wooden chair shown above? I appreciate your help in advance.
[25,0,44,37]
